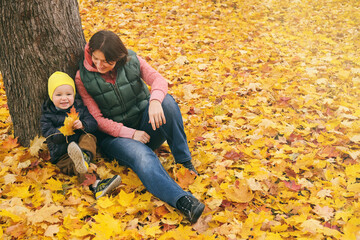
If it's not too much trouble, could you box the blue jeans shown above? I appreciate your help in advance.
[97,94,192,207]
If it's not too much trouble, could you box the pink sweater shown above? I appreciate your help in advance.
[75,44,168,138]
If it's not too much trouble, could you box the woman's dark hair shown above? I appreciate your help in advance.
[88,30,128,68]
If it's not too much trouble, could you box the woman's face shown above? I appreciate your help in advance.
[91,50,116,74]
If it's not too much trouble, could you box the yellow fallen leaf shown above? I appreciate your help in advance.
[91,213,124,239]
[29,136,46,157]
[26,205,63,224]
[0,210,23,222]
[97,197,115,209]
[117,190,135,207]
[347,183,360,193]
[271,224,289,232]
[313,205,334,221]
[44,225,59,237]
[59,106,79,136]
[350,134,360,143]
[224,182,254,203]
[46,178,63,191]
[320,227,342,238]
[72,224,92,237]
[144,224,162,238]
[300,219,323,234]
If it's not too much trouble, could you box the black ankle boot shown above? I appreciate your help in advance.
[176,195,205,224]
[182,161,199,175]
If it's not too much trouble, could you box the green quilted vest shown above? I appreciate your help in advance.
[79,50,150,128]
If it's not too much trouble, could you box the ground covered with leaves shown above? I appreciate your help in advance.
[1,0,360,239]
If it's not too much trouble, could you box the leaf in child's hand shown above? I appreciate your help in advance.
[59,106,79,136]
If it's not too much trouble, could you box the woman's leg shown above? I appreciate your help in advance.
[98,134,191,207]
[139,94,192,164]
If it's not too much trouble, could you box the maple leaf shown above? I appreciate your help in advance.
[5,223,26,239]
[144,224,162,238]
[1,136,19,149]
[224,150,244,160]
[155,205,170,218]
[81,173,97,186]
[162,223,177,232]
[224,181,254,203]
[117,190,135,207]
[58,106,79,136]
[97,197,114,209]
[0,210,23,223]
[313,205,334,222]
[175,167,196,188]
[283,180,302,192]
[29,136,46,157]
[44,225,59,237]
[26,205,63,225]
[63,195,82,206]
[347,183,360,193]
[300,219,323,234]
[192,214,212,233]
[46,178,63,191]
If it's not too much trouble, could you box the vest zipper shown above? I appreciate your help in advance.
[112,83,126,110]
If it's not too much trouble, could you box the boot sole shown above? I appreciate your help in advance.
[67,142,88,174]
[96,175,122,199]
[190,202,205,224]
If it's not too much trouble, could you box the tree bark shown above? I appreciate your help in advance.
[0,0,86,146]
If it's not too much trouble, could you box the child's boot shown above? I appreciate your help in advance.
[91,175,122,200]
[67,142,92,174]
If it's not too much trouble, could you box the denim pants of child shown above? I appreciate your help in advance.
[97,94,193,207]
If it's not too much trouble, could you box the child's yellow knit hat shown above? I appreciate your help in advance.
[48,71,76,101]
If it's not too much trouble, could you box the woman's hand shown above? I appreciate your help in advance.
[73,120,84,130]
[148,100,166,130]
[132,130,150,144]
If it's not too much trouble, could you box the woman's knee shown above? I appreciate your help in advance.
[161,94,181,117]
[133,149,159,169]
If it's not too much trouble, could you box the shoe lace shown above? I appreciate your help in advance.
[95,179,110,192]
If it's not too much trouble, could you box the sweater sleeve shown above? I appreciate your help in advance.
[74,71,136,138]
[138,56,168,103]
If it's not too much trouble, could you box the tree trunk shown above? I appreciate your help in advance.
[0,0,86,147]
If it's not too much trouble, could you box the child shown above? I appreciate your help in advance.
[40,71,121,199]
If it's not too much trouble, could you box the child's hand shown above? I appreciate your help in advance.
[72,120,84,130]
[89,163,97,173]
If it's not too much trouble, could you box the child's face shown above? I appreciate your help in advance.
[52,85,75,110]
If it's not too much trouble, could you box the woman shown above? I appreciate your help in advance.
[75,30,204,224]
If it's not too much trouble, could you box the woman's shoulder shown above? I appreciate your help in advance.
[128,49,136,56]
